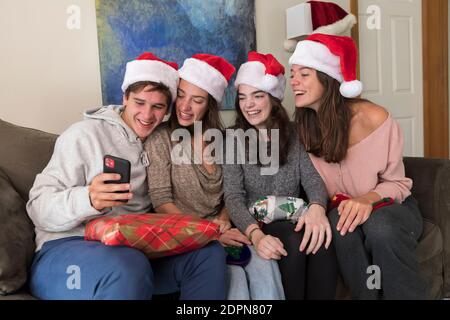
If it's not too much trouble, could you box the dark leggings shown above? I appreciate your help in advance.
[327,196,428,299]
[263,221,338,300]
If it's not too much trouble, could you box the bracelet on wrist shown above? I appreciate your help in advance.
[248,227,260,243]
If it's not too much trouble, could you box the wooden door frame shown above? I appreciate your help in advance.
[350,0,360,80]
[350,0,449,158]
[422,0,449,158]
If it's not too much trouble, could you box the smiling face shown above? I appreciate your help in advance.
[290,65,325,111]
[121,84,169,141]
[175,79,209,127]
[237,84,272,129]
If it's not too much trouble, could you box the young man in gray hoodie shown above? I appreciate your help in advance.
[26,52,227,300]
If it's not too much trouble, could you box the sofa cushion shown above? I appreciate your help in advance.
[417,220,443,299]
[404,157,450,298]
[0,119,57,202]
[0,169,36,295]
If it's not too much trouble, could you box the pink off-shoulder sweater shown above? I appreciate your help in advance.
[309,115,412,203]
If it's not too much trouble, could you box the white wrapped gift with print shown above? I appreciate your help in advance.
[250,196,308,224]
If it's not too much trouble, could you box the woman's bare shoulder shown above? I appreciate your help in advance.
[352,100,389,130]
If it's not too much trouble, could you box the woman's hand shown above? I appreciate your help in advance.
[218,228,251,247]
[212,207,232,234]
[251,229,288,260]
[212,217,232,234]
[336,196,375,236]
[295,204,332,254]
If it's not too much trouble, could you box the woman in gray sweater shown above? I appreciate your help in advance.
[224,51,338,299]
[145,53,284,300]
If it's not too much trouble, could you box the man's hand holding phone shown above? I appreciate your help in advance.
[88,173,132,211]
[88,155,132,211]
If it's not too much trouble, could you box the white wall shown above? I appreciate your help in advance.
[0,0,349,134]
[0,0,102,134]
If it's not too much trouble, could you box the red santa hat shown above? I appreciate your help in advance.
[289,33,362,98]
[234,51,286,101]
[178,53,236,103]
[291,1,356,37]
[121,52,179,100]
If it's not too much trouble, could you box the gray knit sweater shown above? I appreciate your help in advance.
[223,124,328,233]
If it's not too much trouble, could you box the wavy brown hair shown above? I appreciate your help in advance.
[294,71,363,163]
[125,81,172,106]
[232,92,291,166]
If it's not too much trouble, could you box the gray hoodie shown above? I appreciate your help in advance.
[27,105,152,251]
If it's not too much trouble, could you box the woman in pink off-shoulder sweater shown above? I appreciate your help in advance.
[288,33,428,300]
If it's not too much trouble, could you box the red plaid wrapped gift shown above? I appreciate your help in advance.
[84,213,220,259]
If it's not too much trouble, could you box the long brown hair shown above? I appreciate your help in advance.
[294,71,362,163]
[233,92,291,166]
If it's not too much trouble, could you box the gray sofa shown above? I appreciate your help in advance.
[1,118,449,300]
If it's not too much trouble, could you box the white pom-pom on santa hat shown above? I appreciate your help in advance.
[235,52,286,101]
[289,33,363,98]
[178,54,235,103]
[121,52,179,100]
[340,80,363,98]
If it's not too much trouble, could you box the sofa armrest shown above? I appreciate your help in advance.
[0,119,57,202]
[403,156,450,296]
[404,157,450,228]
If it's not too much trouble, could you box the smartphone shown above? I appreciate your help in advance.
[103,155,131,201]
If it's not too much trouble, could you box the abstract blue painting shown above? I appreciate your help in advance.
[96,0,256,109]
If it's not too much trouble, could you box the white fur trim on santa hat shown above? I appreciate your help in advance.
[235,61,286,101]
[289,40,343,83]
[178,58,228,103]
[313,14,357,36]
[271,75,286,101]
[121,59,179,100]
[284,39,299,53]
[340,80,362,98]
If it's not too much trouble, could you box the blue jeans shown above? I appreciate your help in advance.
[226,246,285,300]
[29,237,227,300]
